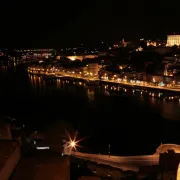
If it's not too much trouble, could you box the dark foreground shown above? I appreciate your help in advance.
[10,150,70,180]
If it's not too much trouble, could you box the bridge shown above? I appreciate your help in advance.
[63,143,180,172]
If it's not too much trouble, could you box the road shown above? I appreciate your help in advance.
[71,151,159,172]
[64,144,180,172]
[11,151,70,180]
[28,68,180,93]
[54,70,180,92]
[101,79,180,92]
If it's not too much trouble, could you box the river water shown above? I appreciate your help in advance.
[1,62,180,156]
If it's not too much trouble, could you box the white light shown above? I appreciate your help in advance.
[71,141,76,147]
[36,146,50,150]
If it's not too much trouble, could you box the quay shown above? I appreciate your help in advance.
[28,68,180,94]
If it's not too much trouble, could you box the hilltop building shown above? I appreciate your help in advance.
[166,35,180,47]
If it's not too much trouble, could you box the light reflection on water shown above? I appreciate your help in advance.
[87,89,95,101]
[28,74,180,121]
[29,74,97,101]
[2,63,180,154]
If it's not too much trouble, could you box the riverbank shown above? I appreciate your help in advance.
[28,69,180,94]
[2,63,180,158]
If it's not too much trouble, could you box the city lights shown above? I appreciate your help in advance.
[28,62,180,94]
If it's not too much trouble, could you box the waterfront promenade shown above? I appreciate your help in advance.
[28,68,180,93]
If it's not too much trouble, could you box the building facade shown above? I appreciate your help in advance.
[82,63,102,76]
[167,35,180,46]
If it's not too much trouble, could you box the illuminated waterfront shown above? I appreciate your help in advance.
[1,63,180,155]
[28,66,180,93]
[27,73,180,154]
[28,74,180,120]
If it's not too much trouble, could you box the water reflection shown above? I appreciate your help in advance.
[87,89,95,101]
[2,63,180,155]
[104,90,110,96]
[151,97,156,106]
[0,61,23,75]
[57,79,61,89]
[29,75,43,89]
[28,74,180,121]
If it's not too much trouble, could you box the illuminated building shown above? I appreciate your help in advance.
[82,63,102,76]
[136,46,143,51]
[166,35,180,46]
[66,55,98,61]
[148,74,164,83]
[56,56,60,60]
[23,49,54,52]
[34,52,52,59]
[147,41,156,46]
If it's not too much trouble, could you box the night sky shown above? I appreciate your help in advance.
[1,0,180,47]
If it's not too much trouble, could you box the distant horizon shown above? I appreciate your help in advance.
[0,34,170,49]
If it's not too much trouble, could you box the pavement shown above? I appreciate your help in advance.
[10,150,70,180]
[71,151,159,172]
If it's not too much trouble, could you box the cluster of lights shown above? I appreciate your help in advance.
[100,73,175,88]
[167,35,180,47]
[103,84,180,101]
[28,65,180,91]
[29,66,98,79]
[29,69,180,103]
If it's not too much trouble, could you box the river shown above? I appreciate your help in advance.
[1,62,180,156]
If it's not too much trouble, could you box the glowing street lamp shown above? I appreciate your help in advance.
[70,141,76,148]
[65,130,85,154]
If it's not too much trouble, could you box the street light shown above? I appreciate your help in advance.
[71,141,76,148]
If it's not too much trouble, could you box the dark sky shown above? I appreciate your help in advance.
[1,0,180,47]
